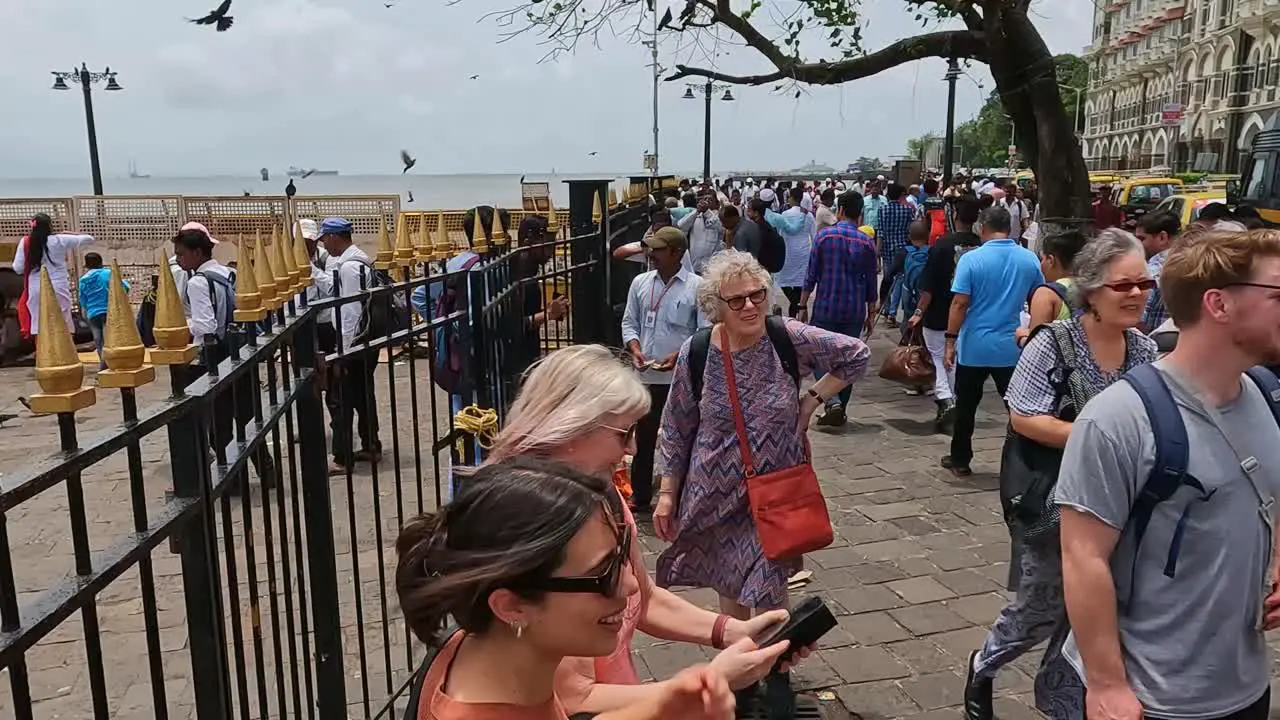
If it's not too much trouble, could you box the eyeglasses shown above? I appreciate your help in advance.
[719,288,768,311]
[528,525,632,596]
[1102,279,1157,294]
[602,423,637,445]
[1224,282,1280,293]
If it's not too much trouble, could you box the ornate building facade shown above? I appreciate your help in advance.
[1083,0,1280,173]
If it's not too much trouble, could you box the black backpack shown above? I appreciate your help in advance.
[687,315,800,402]
[342,257,410,341]
[432,254,483,394]
[756,220,787,273]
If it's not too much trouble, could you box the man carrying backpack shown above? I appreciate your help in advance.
[317,217,383,476]
[172,226,276,492]
[1057,229,1280,720]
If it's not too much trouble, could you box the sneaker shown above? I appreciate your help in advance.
[963,650,994,720]
[941,455,972,477]
[814,405,846,427]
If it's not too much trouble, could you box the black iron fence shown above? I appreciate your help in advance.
[0,181,651,719]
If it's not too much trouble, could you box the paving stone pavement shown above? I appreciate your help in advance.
[4,322,1278,720]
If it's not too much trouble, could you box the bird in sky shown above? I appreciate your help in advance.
[469,74,480,80]
[407,191,416,203]
[300,168,317,178]
[401,150,417,174]
[384,2,394,6]
[587,151,599,156]
[189,0,234,31]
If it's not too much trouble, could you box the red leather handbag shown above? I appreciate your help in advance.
[719,326,834,561]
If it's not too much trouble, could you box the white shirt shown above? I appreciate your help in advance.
[327,244,375,353]
[183,259,234,346]
[168,256,189,302]
[677,209,724,275]
[306,247,334,325]
[14,232,94,336]
[620,267,706,384]
[1008,199,1026,240]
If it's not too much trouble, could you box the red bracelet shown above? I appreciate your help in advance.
[711,614,730,650]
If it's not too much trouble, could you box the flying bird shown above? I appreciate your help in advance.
[300,168,317,178]
[400,150,416,174]
[384,2,394,6]
[469,74,480,80]
[587,151,599,156]
[407,191,415,203]
[189,0,234,31]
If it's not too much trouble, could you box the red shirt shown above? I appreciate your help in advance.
[1093,200,1125,230]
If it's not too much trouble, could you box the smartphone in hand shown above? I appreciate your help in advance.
[755,596,837,669]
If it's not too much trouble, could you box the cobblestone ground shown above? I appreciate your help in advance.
[4,325,1276,719]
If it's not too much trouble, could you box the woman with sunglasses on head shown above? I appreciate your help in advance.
[396,457,738,720]
[962,229,1157,720]
[484,345,805,716]
[653,249,871,718]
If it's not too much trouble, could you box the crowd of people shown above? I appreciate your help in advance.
[15,167,1280,720]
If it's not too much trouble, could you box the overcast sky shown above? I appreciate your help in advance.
[0,0,1090,178]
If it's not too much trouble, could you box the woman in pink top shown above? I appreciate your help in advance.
[485,345,806,715]
[395,458,736,720]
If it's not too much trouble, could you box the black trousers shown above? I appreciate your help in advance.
[781,287,803,318]
[184,356,275,487]
[949,363,1015,468]
[630,383,670,509]
[327,349,381,465]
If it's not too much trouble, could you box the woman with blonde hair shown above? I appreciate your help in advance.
[485,344,807,716]
[653,249,871,717]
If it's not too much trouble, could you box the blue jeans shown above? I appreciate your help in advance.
[883,276,904,319]
[810,317,862,408]
[88,315,107,370]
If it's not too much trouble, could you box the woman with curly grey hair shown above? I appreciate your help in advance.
[651,249,871,717]
[962,228,1158,720]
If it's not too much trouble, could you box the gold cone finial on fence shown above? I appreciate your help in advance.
[150,247,199,366]
[98,261,156,388]
[592,191,603,224]
[233,236,267,322]
[30,268,96,413]
[491,207,508,247]
[432,211,451,260]
[545,199,560,236]
[254,230,280,310]
[608,188,619,208]
[279,220,301,292]
[374,218,395,270]
[471,207,490,254]
[394,212,415,266]
[270,225,293,297]
[292,221,313,290]
[413,215,430,263]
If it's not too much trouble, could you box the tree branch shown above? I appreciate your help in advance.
[667,29,987,86]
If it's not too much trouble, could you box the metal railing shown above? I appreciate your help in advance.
[0,182,644,719]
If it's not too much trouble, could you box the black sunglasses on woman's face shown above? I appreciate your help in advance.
[720,288,768,311]
[526,525,631,596]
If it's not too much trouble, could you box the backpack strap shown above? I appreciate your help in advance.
[689,327,713,403]
[193,269,236,338]
[1121,364,1198,582]
[402,627,462,720]
[764,315,800,391]
[1027,281,1068,306]
[1244,366,1280,427]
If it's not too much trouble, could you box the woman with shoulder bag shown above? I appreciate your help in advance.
[651,249,871,719]
[961,229,1158,720]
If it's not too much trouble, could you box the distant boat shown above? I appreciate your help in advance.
[128,160,150,179]
[288,166,339,178]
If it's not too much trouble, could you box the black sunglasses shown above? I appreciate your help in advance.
[720,288,768,311]
[527,525,631,596]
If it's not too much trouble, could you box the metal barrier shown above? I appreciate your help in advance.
[0,184,634,719]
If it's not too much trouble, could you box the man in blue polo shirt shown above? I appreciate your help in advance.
[941,205,1042,476]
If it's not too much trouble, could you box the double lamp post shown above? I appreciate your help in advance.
[683,81,735,182]
[51,64,122,196]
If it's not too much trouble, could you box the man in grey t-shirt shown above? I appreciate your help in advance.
[1057,230,1280,720]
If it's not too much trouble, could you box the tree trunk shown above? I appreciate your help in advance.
[984,3,1093,238]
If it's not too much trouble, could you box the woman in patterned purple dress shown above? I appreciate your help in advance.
[651,249,871,716]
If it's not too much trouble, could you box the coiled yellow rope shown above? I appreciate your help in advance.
[453,405,499,449]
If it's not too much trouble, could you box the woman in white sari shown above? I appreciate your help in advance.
[13,213,94,339]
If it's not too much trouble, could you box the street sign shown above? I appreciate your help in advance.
[1162,102,1184,127]
[1007,145,1017,156]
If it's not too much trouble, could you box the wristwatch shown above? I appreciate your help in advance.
[944,332,959,340]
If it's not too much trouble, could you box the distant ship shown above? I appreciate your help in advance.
[128,160,150,179]
[288,166,339,178]
[790,159,837,175]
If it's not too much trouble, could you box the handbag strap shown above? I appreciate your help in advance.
[718,324,759,478]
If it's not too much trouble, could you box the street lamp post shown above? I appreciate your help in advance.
[51,64,122,196]
[1059,84,1085,137]
[683,81,734,182]
[942,58,960,182]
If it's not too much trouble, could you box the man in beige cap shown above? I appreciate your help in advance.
[621,225,707,511]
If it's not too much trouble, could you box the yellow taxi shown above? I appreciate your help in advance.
[1151,190,1227,229]
[1109,177,1184,223]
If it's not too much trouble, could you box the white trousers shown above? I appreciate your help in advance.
[922,328,955,401]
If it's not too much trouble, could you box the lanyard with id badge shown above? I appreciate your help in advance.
[1163,367,1278,631]
[644,275,676,330]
